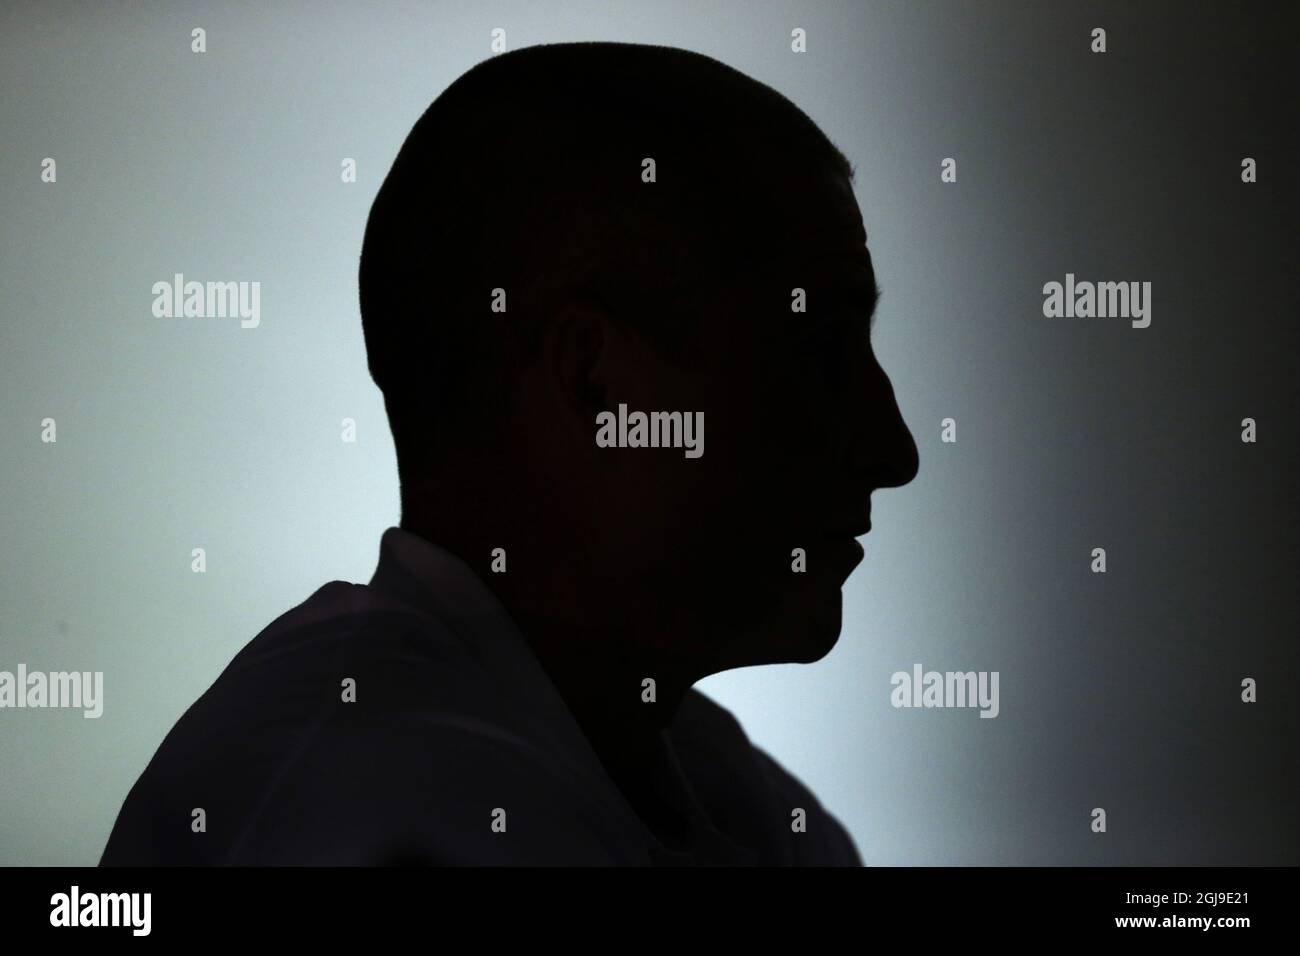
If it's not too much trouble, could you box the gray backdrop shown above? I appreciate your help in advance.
[2,0,1295,865]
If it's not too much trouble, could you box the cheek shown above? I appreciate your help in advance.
[603,343,819,553]
[717,359,829,510]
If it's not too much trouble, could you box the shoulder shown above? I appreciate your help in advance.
[104,582,617,865]
[671,688,864,866]
[748,744,863,865]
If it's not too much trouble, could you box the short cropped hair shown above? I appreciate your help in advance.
[358,41,853,479]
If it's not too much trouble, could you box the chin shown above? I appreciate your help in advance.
[799,616,844,661]
[775,593,845,664]
[709,574,848,668]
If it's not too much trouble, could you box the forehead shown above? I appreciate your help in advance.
[790,167,865,234]
[726,163,872,275]
[645,160,878,342]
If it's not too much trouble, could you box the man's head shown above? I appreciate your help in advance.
[360,42,918,679]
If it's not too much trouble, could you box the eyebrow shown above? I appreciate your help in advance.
[804,279,881,337]
[842,277,882,330]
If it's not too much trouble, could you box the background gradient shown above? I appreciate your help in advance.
[2,0,1295,865]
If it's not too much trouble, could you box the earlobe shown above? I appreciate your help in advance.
[545,300,612,445]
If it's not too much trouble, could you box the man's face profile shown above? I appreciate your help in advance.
[505,159,919,676]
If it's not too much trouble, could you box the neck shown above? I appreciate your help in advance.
[514,609,697,844]
[403,481,704,719]
[401,502,702,832]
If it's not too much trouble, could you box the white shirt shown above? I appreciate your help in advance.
[101,527,862,866]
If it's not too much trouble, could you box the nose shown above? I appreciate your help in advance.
[843,356,919,490]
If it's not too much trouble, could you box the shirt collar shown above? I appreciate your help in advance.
[367,526,758,864]
[368,526,616,796]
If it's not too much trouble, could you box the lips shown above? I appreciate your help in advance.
[823,520,872,538]
[810,533,866,573]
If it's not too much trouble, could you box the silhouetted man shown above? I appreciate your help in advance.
[101,41,918,866]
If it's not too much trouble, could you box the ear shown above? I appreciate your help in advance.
[540,297,614,449]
